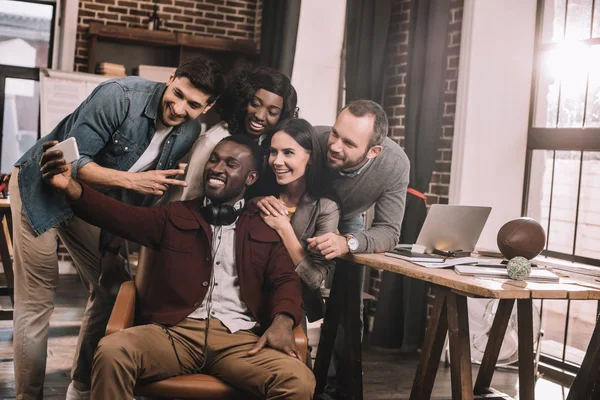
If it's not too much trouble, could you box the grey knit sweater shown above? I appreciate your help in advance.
[315,126,410,253]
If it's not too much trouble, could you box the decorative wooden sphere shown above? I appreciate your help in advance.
[497,217,546,260]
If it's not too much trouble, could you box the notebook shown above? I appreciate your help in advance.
[385,248,446,263]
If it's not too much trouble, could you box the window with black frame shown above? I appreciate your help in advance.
[0,0,55,174]
[526,0,600,375]
[526,0,600,266]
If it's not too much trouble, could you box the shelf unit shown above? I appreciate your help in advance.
[87,23,259,74]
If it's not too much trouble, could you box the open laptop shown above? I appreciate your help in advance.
[388,204,492,260]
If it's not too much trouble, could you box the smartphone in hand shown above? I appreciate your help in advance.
[48,137,80,164]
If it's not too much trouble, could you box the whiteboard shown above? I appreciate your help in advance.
[39,69,113,135]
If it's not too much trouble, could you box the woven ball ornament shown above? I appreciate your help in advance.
[506,256,531,281]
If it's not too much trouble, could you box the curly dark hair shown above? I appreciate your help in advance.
[216,63,298,136]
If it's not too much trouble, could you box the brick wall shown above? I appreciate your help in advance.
[366,0,464,323]
[74,0,262,72]
[56,0,262,262]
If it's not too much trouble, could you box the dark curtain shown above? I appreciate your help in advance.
[259,0,301,77]
[370,0,451,351]
[344,0,393,102]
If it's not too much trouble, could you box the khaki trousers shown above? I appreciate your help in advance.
[10,168,119,400]
[92,318,316,399]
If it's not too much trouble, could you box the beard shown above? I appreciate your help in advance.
[329,149,369,172]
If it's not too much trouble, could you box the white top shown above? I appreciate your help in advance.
[128,119,173,173]
[187,199,256,333]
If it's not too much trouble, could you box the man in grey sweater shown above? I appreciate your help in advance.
[258,100,410,399]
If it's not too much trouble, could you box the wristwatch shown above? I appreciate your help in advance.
[345,234,359,253]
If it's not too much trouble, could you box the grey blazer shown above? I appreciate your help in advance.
[290,194,340,321]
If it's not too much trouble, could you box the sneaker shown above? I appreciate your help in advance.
[66,382,90,400]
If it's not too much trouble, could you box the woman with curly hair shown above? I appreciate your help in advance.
[218,64,298,140]
[162,64,298,202]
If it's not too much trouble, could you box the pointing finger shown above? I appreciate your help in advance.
[160,169,185,177]
[163,178,187,187]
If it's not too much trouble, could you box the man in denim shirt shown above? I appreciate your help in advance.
[9,56,224,400]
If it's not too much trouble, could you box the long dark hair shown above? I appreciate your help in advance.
[216,63,298,136]
[268,118,327,199]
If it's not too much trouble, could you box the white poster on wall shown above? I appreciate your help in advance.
[39,69,112,135]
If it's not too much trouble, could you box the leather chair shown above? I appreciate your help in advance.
[105,246,308,400]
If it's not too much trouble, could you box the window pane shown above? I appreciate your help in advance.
[565,0,593,40]
[585,46,600,126]
[565,300,596,365]
[540,300,568,360]
[547,151,581,254]
[0,0,53,68]
[557,44,589,127]
[526,150,554,239]
[575,152,600,258]
[593,0,600,37]
[1,78,39,174]
[534,51,560,127]
[542,0,567,43]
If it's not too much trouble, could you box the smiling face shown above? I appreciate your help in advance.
[244,89,284,138]
[268,130,311,187]
[203,140,258,205]
[160,75,214,127]
[327,108,381,172]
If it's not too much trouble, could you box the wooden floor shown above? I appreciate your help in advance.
[0,275,570,399]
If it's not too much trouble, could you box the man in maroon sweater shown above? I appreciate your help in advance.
[40,135,314,399]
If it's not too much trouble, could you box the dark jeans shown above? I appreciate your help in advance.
[323,215,365,400]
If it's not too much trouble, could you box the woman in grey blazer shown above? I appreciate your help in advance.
[260,118,340,322]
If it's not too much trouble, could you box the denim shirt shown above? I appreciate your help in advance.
[16,76,202,236]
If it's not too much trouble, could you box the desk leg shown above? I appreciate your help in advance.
[474,299,515,394]
[410,287,448,400]
[341,262,364,400]
[314,261,345,395]
[517,299,535,400]
[447,292,474,400]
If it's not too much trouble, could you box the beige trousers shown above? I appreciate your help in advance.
[10,168,120,400]
[92,318,316,399]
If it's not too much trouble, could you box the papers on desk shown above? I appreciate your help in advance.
[454,265,560,282]
[384,249,445,263]
[414,257,482,269]
[384,250,482,269]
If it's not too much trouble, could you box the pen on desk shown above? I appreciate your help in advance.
[474,264,506,268]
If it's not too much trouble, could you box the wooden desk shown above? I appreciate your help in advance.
[313,253,600,400]
[0,198,13,320]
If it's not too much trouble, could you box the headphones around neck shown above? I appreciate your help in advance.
[200,203,243,226]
